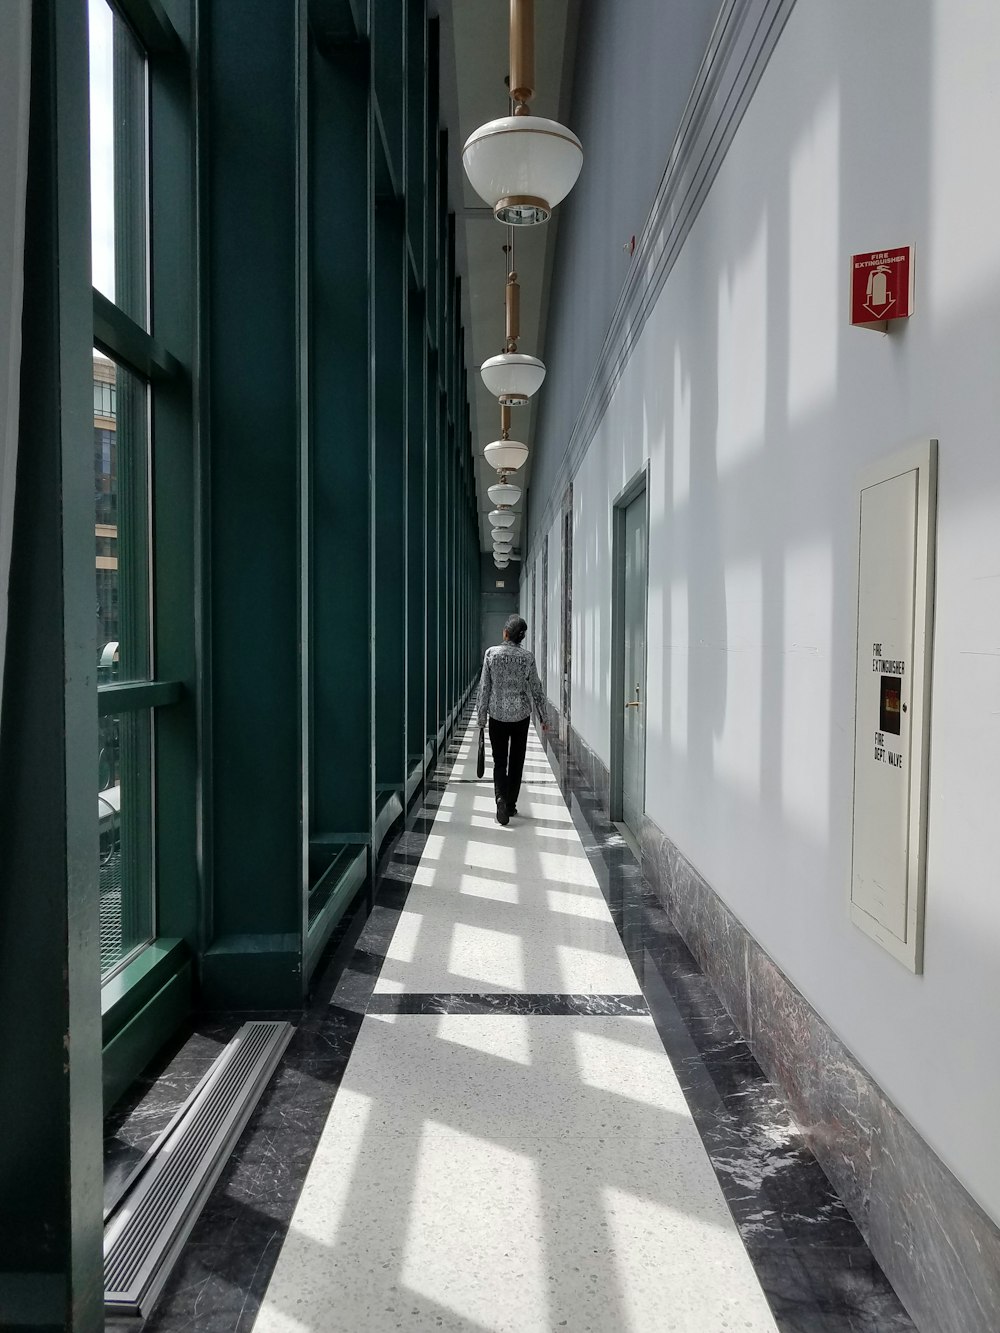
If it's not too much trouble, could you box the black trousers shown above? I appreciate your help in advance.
[488,716,530,807]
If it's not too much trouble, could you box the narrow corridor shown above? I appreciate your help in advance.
[238,719,911,1333]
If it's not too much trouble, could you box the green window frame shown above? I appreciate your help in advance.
[90,0,198,1108]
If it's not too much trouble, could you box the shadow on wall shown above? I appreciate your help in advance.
[566,0,1000,1236]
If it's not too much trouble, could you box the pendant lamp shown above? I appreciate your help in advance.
[464,117,582,225]
[481,352,545,405]
[488,481,521,507]
[489,509,516,527]
[492,527,515,542]
[484,439,528,473]
[462,1,582,226]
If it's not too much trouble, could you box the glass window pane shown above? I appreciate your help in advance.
[94,351,151,683]
[89,0,149,328]
[99,709,154,976]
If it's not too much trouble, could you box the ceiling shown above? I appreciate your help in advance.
[432,0,579,559]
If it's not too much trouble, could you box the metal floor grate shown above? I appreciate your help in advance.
[104,1020,293,1321]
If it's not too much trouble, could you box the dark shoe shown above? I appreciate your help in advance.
[509,804,518,816]
[496,797,510,826]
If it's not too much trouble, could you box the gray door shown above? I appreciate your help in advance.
[622,493,647,838]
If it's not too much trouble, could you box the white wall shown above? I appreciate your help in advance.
[546,511,562,705]
[566,0,1000,1225]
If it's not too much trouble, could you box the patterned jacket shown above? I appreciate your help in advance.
[476,640,547,727]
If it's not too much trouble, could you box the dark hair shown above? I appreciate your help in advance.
[504,614,527,645]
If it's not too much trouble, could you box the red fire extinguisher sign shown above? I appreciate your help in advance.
[851,246,914,329]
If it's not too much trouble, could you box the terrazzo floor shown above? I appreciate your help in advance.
[250,725,778,1331]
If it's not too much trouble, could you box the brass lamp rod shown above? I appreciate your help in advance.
[509,0,534,115]
[505,270,520,352]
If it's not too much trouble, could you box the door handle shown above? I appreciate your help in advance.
[625,684,642,709]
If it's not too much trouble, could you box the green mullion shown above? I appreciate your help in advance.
[0,0,104,1323]
[426,15,439,327]
[148,0,198,960]
[453,435,459,713]
[93,289,181,382]
[98,680,183,715]
[372,0,403,193]
[406,287,426,764]
[437,390,447,728]
[310,34,374,852]
[373,196,407,791]
[436,133,447,358]
[455,451,461,702]
[116,0,182,55]
[425,353,439,744]
[445,420,453,720]
[404,0,426,285]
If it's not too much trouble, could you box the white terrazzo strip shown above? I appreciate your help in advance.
[253,720,779,1332]
[374,724,633,996]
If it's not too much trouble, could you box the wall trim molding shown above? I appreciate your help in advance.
[527,0,798,560]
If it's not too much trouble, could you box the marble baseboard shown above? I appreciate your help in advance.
[640,815,1000,1333]
[565,720,611,815]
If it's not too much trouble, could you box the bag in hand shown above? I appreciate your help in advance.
[476,727,486,779]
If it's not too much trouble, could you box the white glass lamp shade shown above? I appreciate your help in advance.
[493,537,514,551]
[488,482,521,507]
[484,439,529,473]
[489,509,515,528]
[493,531,514,546]
[491,527,515,542]
[463,116,583,225]
[495,559,511,569]
[481,353,546,405]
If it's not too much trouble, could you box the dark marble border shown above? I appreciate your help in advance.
[638,819,1000,1333]
[364,992,649,1016]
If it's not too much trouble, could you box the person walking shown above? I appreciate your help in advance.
[476,615,548,826]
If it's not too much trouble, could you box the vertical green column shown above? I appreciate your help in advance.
[451,430,458,711]
[150,2,198,950]
[404,0,427,788]
[443,419,451,725]
[425,355,439,750]
[436,389,447,734]
[373,197,407,795]
[309,40,374,852]
[0,1,103,1326]
[201,0,303,1007]
[406,289,426,776]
